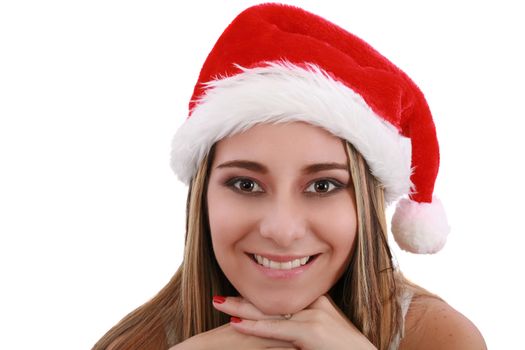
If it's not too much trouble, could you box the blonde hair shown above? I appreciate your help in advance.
[92,140,439,350]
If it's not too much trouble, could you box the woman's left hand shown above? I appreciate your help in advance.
[212,294,377,350]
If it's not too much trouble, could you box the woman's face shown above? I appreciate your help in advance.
[206,121,358,315]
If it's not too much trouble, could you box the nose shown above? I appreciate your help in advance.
[258,194,307,247]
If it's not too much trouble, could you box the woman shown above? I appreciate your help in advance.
[93,3,486,349]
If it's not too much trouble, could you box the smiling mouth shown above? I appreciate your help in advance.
[247,253,320,270]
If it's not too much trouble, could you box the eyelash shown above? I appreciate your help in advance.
[224,177,346,197]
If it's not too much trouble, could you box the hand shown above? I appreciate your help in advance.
[168,322,297,350]
[212,294,377,350]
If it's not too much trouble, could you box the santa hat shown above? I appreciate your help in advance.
[170,3,450,254]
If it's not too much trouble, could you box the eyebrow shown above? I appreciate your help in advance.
[215,160,349,175]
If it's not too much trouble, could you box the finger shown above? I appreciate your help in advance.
[230,318,301,344]
[250,334,298,349]
[212,296,283,320]
[306,294,334,310]
[306,294,347,322]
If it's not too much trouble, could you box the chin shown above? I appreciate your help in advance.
[250,294,315,316]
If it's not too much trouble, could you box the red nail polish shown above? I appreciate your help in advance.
[230,316,242,323]
[213,296,226,304]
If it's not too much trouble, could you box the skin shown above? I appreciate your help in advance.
[206,121,358,316]
[399,296,488,349]
[176,121,376,349]
[169,121,487,349]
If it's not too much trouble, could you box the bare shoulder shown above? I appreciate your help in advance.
[399,295,487,350]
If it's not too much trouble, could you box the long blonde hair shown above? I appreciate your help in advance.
[93,140,438,350]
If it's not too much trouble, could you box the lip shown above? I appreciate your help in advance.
[246,252,320,279]
[250,253,315,262]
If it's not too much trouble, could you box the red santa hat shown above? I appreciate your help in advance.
[170,3,450,254]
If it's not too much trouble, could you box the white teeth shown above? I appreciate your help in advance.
[291,259,300,268]
[281,261,292,270]
[253,254,312,270]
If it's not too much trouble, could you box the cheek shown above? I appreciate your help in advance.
[315,198,357,243]
[207,188,256,255]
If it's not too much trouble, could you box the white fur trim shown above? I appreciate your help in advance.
[391,196,450,254]
[170,61,412,203]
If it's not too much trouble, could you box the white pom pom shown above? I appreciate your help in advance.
[391,196,450,254]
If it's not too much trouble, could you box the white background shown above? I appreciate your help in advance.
[1,1,523,348]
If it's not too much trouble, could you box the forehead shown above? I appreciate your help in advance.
[211,121,348,167]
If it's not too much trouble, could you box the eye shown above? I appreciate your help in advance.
[225,177,345,196]
[305,179,344,195]
[227,177,264,194]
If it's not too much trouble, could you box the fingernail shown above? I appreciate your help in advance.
[213,296,226,304]
[230,316,242,323]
